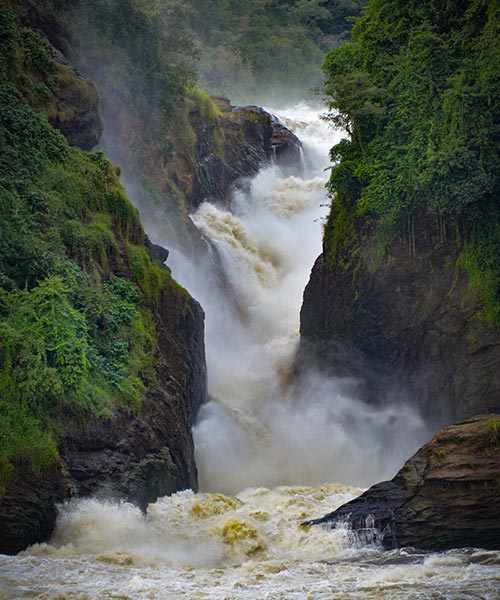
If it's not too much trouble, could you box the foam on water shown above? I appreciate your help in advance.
[17,484,361,569]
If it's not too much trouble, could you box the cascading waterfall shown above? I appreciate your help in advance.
[2,104,499,600]
[169,103,429,494]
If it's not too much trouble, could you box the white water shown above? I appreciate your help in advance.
[169,103,429,494]
[2,486,500,598]
[2,104,498,599]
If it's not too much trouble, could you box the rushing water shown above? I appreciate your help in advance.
[1,104,499,599]
[1,485,500,599]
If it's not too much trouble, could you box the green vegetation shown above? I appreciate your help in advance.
[185,0,365,102]
[485,418,500,446]
[323,0,500,325]
[0,4,163,488]
[47,0,364,248]
[49,0,225,245]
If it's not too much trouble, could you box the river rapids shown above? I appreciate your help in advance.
[1,105,499,599]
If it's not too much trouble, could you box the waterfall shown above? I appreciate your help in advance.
[2,104,498,600]
[168,103,429,494]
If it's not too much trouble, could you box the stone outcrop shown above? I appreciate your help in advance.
[304,414,500,551]
[62,270,206,511]
[299,214,500,423]
[16,0,103,151]
[0,461,73,555]
[175,96,302,212]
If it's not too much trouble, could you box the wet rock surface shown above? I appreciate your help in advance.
[299,214,500,422]
[63,284,206,511]
[184,96,302,211]
[305,415,500,551]
[0,462,73,555]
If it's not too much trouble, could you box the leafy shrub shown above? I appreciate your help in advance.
[0,4,160,487]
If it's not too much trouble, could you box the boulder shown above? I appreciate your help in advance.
[304,414,500,551]
[183,96,302,212]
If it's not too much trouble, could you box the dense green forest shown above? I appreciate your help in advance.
[62,0,364,107]
[184,0,365,102]
[323,0,500,325]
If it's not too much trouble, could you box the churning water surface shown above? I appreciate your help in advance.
[1,105,499,599]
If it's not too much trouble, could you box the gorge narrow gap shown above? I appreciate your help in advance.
[167,103,430,494]
[3,104,500,600]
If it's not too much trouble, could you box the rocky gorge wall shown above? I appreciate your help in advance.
[0,62,206,553]
[299,214,500,424]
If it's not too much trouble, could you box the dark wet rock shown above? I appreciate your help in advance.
[299,212,500,423]
[146,236,170,268]
[0,461,73,555]
[305,415,500,551]
[270,116,303,163]
[184,96,302,211]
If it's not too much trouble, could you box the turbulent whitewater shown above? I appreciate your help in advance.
[2,485,500,599]
[1,105,499,599]
[171,104,429,493]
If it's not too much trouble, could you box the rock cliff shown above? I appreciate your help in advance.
[62,272,206,510]
[305,414,500,551]
[0,1,205,554]
[183,96,301,212]
[299,215,500,423]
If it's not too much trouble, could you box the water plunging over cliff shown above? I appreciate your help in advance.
[169,104,429,494]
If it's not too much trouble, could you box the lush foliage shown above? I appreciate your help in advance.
[50,0,216,245]
[323,0,500,325]
[0,5,161,487]
[184,0,365,102]
[56,0,364,104]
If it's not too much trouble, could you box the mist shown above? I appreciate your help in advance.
[167,104,431,495]
[60,2,430,497]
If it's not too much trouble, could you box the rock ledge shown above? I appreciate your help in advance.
[305,414,500,551]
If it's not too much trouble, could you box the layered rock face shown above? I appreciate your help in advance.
[299,216,500,423]
[46,54,103,150]
[305,415,500,551]
[62,276,206,511]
